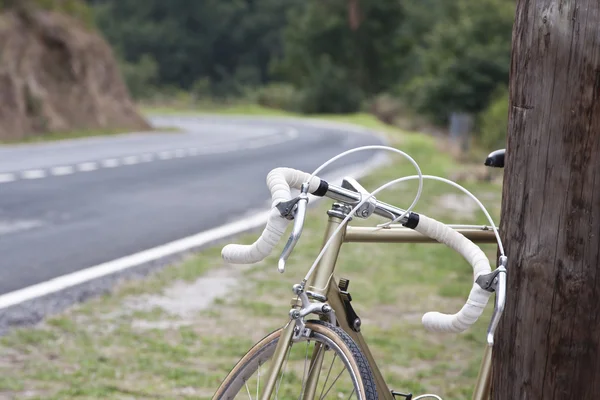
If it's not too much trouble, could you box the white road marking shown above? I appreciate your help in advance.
[0,125,299,185]
[158,151,173,160]
[0,210,269,310]
[21,169,46,179]
[122,155,140,165]
[50,166,74,176]
[101,158,120,168]
[140,154,154,162]
[0,173,15,183]
[174,149,187,158]
[0,219,44,236]
[0,155,387,311]
[77,162,98,172]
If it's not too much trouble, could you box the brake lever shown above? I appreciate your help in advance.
[277,183,310,273]
[485,255,507,346]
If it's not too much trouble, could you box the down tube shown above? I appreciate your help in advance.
[472,344,492,400]
[303,212,394,400]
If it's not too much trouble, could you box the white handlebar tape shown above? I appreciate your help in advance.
[222,168,322,264]
[413,214,492,333]
[266,168,322,208]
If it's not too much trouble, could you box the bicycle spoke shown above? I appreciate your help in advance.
[256,363,261,400]
[318,353,337,400]
[218,323,368,400]
[297,343,325,400]
[298,341,311,400]
[320,368,344,399]
[245,381,253,400]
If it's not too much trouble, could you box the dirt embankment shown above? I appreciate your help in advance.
[0,8,150,141]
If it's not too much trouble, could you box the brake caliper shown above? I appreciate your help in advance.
[338,278,362,332]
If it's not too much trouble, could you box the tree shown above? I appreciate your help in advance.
[89,0,301,93]
[274,0,406,96]
[400,0,514,123]
[493,0,600,398]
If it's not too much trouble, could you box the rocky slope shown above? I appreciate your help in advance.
[0,7,150,141]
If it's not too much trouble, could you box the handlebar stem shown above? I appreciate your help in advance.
[325,183,410,223]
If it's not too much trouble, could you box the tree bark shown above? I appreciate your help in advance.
[347,0,361,31]
[493,0,600,398]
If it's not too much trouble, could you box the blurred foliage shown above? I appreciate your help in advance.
[295,55,365,114]
[254,83,300,112]
[84,0,514,123]
[272,0,405,99]
[0,0,94,25]
[120,54,159,99]
[478,85,509,149]
[89,0,302,94]
[1,0,516,141]
[401,0,515,123]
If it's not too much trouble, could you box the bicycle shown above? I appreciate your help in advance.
[211,146,507,400]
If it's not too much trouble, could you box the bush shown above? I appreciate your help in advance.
[295,55,364,114]
[190,77,211,101]
[478,86,509,149]
[255,83,300,111]
[399,0,514,123]
[368,93,404,125]
[119,54,159,100]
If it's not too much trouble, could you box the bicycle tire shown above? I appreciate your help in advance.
[212,320,378,400]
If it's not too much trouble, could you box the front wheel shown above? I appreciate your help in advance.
[212,320,378,400]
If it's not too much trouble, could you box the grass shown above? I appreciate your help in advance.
[142,103,410,140]
[0,110,504,399]
[142,103,299,117]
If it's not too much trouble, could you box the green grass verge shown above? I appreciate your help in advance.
[142,103,298,117]
[0,114,504,399]
[141,103,405,138]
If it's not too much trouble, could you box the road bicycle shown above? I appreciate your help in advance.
[211,146,507,400]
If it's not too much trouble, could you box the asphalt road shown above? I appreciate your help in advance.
[0,115,384,297]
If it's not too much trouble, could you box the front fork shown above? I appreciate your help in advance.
[259,321,295,400]
[258,285,336,400]
[260,209,378,400]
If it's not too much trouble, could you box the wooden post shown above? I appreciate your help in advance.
[493,0,600,398]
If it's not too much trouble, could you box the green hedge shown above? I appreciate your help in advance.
[477,86,509,149]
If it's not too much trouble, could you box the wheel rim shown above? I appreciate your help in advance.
[219,329,364,400]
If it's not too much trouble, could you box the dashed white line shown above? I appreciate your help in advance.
[0,155,386,311]
[122,156,139,165]
[0,219,44,235]
[0,127,299,185]
[158,151,173,160]
[77,162,98,172]
[102,159,120,168]
[174,149,186,158]
[0,173,15,183]
[21,169,46,179]
[140,154,154,162]
[50,166,74,176]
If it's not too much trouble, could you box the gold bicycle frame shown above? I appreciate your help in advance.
[260,209,497,400]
